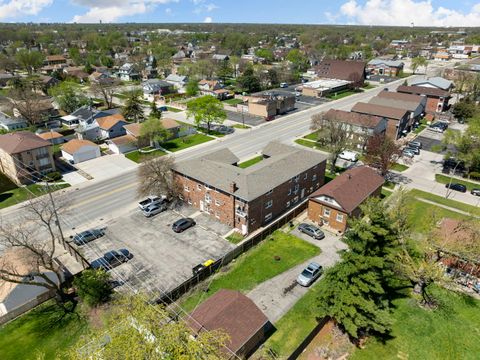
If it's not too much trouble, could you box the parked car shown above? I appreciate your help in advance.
[471,188,480,196]
[142,203,167,217]
[402,149,415,158]
[430,122,448,132]
[408,141,422,149]
[192,259,215,276]
[405,146,420,155]
[138,195,167,211]
[295,91,301,97]
[71,228,105,246]
[298,223,325,240]
[91,249,133,271]
[297,262,323,287]
[445,183,467,193]
[338,150,358,162]
[280,82,288,88]
[172,218,196,233]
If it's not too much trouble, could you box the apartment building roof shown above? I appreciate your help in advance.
[324,109,384,129]
[313,60,366,81]
[369,95,423,113]
[397,85,450,98]
[0,131,51,154]
[351,102,408,120]
[174,142,327,202]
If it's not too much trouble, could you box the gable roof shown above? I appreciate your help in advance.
[410,76,453,90]
[397,85,450,98]
[0,131,51,154]
[314,60,366,81]
[309,166,384,213]
[367,59,404,67]
[324,109,384,129]
[37,131,63,140]
[187,289,269,354]
[369,96,422,112]
[96,113,126,130]
[61,139,98,154]
[174,142,327,202]
[351,102,408,120]
[124,119,180,138]
[376,90,424,103]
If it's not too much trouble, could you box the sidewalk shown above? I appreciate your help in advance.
[247,222,347,323]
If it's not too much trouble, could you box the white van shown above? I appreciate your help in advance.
[338,150,358,162]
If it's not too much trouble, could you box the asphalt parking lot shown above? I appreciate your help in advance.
[415,127,456,154]
[73,205,235,295]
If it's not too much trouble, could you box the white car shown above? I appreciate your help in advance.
[138,195,167,211]
[297,262,323,287]
[142,203,167,217]
[338,150,358,162]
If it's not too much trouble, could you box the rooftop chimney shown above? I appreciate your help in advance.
[230,181,237,193]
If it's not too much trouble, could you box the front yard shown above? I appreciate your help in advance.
[0,301,88,360]
[125,148,166,163]
[0,183,70,210]
[180,231,320,312]
[162,133,214,152]
[223,98,244,106]
[435,174,480,192]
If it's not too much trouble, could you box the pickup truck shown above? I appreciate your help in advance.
[138,195,167,211]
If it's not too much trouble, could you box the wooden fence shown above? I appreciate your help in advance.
[64,240,90,270]
[155,201,308,305]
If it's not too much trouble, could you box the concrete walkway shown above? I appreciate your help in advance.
[247,221,347,323]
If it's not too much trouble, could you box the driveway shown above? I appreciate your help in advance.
[247,218,347,323]
[74,154,138,182]
[72,205,235,294]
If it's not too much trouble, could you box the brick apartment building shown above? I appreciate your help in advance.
[0,132,55,185]
[247,91,295,119]
[307,166,384,233]
[397,85,451,114]
[174,142,327,235]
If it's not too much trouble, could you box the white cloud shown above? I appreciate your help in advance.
[339,0,480,27]
[165,7,172,14]
[192,0,218,14]
[0,0,53,20]
[71,0,178,23]
[203,16,212,23]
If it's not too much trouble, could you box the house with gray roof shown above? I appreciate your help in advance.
[366,58,405,77]
[410,76,454,91]
[173,142,327,234]
[165,74,188,93]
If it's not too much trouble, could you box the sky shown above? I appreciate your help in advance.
[0,0,479,26]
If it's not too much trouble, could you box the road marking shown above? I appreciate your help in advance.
[71,182,138,209]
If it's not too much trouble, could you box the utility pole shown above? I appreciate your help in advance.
[45,181,67,250]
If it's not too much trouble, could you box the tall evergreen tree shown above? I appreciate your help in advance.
[122,91,145,123]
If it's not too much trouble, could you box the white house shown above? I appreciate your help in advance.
[61,139,101,164]
[0,112,28,131]
[165,74,188,93]
[118,63,140,82]
[107,134,137,154]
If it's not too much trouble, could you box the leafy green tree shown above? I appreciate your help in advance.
[100,55,114,68]
[237,66,261,93]
[49,81,89,113]
[316,198,401,339]
[68,47,81,65]
[186,79,199,97]
[122,91,145,123]
[255,48,274,63]
[286,49,309,74]
[411,56,427,74]
[15,49,44,74]
[73,269,112,307]
[452,100,477,121]
[63,295,228,359]
[150,100,162,119]
[216,60,232,82]
[140,117,168,147]
[186,95,227,134]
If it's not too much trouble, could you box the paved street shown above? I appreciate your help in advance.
[247,217,347,323]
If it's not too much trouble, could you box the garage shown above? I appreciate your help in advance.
[61,139,101,164]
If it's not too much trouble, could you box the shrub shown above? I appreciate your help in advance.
[43,171,62,182]
[73,269,112,307]
[469,172,480,181]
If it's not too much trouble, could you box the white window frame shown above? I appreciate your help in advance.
[286,201,291,208]
[323,208,331,217]
[336,213,344,223]
[265,200,273,209]
[197,184,202,191]
[215,199,221,206]
[304,173,308,180]
[205,193,211,203]
[184,185,190,192]
[264,213,272,222]
[312,174,317,181]
[266,189,273,196]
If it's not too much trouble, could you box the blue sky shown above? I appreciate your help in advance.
[0,0,479,26]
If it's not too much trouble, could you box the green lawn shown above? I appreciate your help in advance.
[409,188,480,217]
[413,124,426,134]
[391,163,409,172]
[435,174,480,191]
[350,287,480,360]
[362,83,376,90]
[232,124,251,129]
[303,131,319,141]
[225,232,245,244]
[0,183,70,210]
[238,155,263,168]
[165,106,182,112]
[223,98,244,106]
[125,148,166,163]
[196,127,226,137]
[326,90,360,100]
[180,231,320,312]
[0,300,88,360]
[162,133,214,152]
[294,139,328,152]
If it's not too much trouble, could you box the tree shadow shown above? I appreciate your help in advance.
[27,300,82,335]
[0,192,13,203]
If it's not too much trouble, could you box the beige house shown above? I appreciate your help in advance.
[0,132,55,184]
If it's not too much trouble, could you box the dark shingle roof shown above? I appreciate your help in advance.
[314,60,366,81]
[0,131,51,154]
[324,109,384,129]
[351,102,408,120]
[309,166,384,213]
[397,85,450,98]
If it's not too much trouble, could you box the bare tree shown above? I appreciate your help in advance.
[8,80,51,126]
[137,156,181,202]
[91,80,117,109]
[0,194,73,309]
[311,112,354,173]
[364,133,403,176]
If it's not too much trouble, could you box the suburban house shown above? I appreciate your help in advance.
[118,63,140,82]
[142,55,158,80]
[62,66,89,82]
[0,131,55,184]
[174,142,327,235]
[61,139,101,164]
[351,102,410,139]
[187,289,271,359]
[433,52,451,61]
[88,71,115,85]
[369,90,426,126]
[165,74,188,92]
[12,98,57,125]
[123,118,181,147]
[212,54,230,61]
[44,55,67,66]
[366,59,405,77]
[0,72,18,87]
[142,79,173,101]
[410,77,454,92]
[312,60,366,87]
[106,134,137,154]
[397,85,451,113]
[0,112,27,131]
[323,109,387,149]
[307,166,384,233]
[198,79,223,95]
[36,131,64,145]
[247,91,295,119]
[96,114,128,139]
[302,79,351,98]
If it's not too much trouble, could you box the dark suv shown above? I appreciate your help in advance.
[91,249,133,271]
[445,183,467,193]
[71,229,105,246]
[172,218,196,233]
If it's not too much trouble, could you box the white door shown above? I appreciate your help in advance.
[241,224,247,235]
[200,200,204,211]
